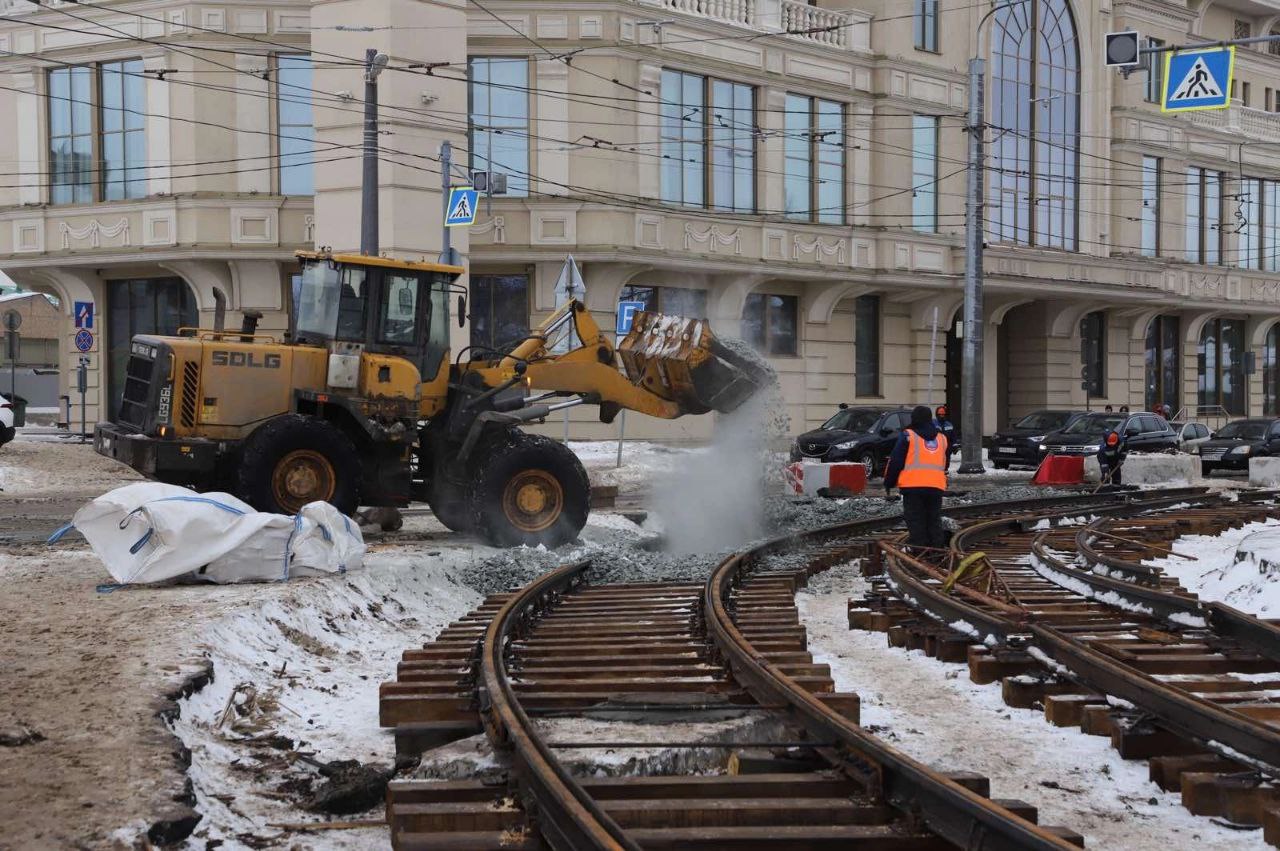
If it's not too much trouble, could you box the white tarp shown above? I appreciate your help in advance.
[53,482,365,585]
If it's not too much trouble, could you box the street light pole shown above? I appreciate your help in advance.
[360,49,389,255]
[958,55,986,474]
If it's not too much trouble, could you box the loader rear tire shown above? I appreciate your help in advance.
[471,433,589,548]
[427,479,472,533]
[239,415,361,516]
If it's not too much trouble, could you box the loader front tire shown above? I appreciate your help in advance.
[239,415,361,516]
[471,433,589,548]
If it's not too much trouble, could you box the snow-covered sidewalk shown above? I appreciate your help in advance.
[797,561,1266,850]
[1145,518,1280,617]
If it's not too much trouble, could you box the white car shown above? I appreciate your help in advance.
[1170,421,1212,452]
[0,393,14,447]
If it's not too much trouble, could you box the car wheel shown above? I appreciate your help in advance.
[857,451,878,480]
[0,425,13,447]
[992,460,1009,470]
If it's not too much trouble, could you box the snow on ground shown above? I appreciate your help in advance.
[0,437,142,496]
[568,440,701,491]
[1146,518,1280,616]
[798,561,1267,850]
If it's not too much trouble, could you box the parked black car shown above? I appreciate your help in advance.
[1039,412,1178,457]
[990,409,1088,469]
[790,406,916,479]
[1197,418,1280,475]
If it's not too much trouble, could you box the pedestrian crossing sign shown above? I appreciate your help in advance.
[444,186,479,227]
[1161,46,1234,113]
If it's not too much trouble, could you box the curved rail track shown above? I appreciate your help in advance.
[379,489,1219,850]
[864,489,1280,841]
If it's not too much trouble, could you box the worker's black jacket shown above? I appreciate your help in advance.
[1097,432,1127,466]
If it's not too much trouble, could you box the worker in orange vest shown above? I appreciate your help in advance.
[884,406,949,550]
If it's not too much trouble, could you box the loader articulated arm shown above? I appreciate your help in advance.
[470,299,769,422]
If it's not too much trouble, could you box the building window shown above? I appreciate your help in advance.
[855,295,880,397]
[1267,181,1280,272]
[914,0,938,51]
[277,55,314,196]
[988,0,1079,249]
[1185,168,1222,264]
[661,70,755,212]
[1145,315,1180,414]
[1235,19,1251,40]
[1144,38,1164,103]
[619,285,707,318]
[1242,81,1252,107]
[912,115,940,232]
[1140,156,1160,256]
[107,279,197,418]
[1198,318,1246,415]
[784,95,844,224]
[49,66,93,204]
[469,57,530,197]
[741,293,798,356]
[1271,30,1280,57]
[469,274,530,351]
[1080,311,1106,397]
[1239,177,1262,270]
[100,60,146,201]
[1267,324,1280,415]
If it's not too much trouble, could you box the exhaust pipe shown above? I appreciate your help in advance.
[240,310,263,343]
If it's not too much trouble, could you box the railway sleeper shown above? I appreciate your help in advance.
[967,646,1040,685]
[1149,753,1247,792]
[1182,770,1280,825]
[1001,676,1091,710]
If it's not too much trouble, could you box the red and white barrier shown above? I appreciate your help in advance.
[783,461,868,496]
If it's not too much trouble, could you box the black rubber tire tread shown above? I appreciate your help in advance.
[238,414,361,515]
[470,431,590,548]
[0,425,13,447]
[991,461,1009,470]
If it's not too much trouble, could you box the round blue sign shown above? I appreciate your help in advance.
[74,328,94,353]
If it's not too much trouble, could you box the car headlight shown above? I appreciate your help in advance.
[1038,444,1048,451]
[1027,435,1046,442]
[1229,445,1252,456]
[1084,444,1100,452]
[833,440,859,450]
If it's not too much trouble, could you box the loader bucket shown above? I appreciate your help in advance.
[617,311,771,415]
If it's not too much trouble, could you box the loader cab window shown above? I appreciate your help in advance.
[380,273,419,344]
[295,261,368,343]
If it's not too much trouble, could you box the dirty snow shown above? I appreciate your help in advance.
[797,561,1267,849]
[0,438,142,496]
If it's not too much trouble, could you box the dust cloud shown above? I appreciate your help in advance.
[651,337,787,555]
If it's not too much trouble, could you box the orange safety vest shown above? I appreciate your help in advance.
[898,430,948,490]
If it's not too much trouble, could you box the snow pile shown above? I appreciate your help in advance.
[1146,518,1280,616]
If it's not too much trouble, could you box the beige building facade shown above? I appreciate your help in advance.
[0,0,1279,440]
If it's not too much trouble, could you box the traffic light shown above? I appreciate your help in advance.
[1105,31,1142,68]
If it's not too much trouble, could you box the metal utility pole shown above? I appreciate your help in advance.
[361,49,389,255]
[958,56,986,474]
[439,140,460,267]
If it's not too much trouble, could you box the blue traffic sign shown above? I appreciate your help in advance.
[74,328,93,353]
[1162,46,1234,113]
[616,300,646,336]
[444,186,478,227]
[74,300,94,329]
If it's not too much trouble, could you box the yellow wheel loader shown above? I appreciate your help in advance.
[95,251,769,547]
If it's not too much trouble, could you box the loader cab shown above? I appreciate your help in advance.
[292,252,464,382]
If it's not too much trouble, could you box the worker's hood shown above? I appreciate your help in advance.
[910,421,940,440]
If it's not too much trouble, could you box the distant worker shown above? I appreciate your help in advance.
[1104,404,1114,413]
[1098,429,1127,487]
[934,405,957,459]
[885,406,949,551]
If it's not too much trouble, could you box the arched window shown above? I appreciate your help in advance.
[1265,323,1280,416]
[988,0,1080,250]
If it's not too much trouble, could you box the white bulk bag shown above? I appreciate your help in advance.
[54,482,364,584]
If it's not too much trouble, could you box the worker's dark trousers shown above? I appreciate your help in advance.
[901,488,946,550]
[1101,460,1123,486]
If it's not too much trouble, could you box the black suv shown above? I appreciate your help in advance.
[1197,418,1280,475]
[790,406,917,479]
[990,410,1088,469]
[1039,412,1177,457]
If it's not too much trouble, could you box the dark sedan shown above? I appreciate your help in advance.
[790,406,915,479]
[1039,412,1177,457]
[1197,418,1280,475]
[990,409,1087,469]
